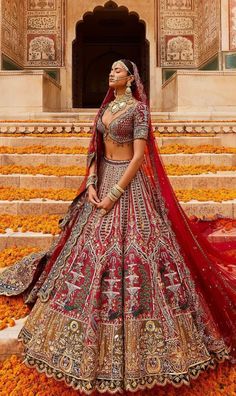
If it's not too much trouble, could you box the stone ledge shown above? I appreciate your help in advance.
[0,136,223,148]
[0,318,27,362]
[0,233,57,249]
[0,153,235,167]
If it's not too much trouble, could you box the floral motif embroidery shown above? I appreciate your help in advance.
[11,156,230,394]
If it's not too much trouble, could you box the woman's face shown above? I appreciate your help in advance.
[108,62,133,90]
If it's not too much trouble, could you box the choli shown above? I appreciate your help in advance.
[96,101,149,145]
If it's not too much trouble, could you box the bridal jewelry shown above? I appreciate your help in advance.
[108,86,135,114]
[86,173,98,189]
[107,183,125,202]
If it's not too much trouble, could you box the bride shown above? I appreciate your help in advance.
[0,59,235,395]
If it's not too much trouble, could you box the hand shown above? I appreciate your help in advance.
[96,196,116,216]
[87,185,100,206]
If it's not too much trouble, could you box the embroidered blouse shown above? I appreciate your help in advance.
[86,101,149,169]
[96,101,149,144]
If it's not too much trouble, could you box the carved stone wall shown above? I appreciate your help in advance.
[1,0,25,66]
[159,0,221,68]
[159,0,197,67]
[25,0,64,67]
[229,0,236,50]
[1,0,64,67]
[197,0,220,66]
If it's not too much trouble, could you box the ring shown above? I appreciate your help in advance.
[100,208,107,215]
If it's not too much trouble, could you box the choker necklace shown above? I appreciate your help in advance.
[108,93,135,114]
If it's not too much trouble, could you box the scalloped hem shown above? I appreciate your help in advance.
[20,346,231,395]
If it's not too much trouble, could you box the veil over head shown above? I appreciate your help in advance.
[69,60,236,361]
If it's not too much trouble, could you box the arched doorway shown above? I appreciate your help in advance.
[72,1,149,108]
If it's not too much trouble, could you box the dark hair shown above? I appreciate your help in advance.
[119,58,136,92]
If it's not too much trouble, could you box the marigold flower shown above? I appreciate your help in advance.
[160,144,236,154]
[0,164,86,176]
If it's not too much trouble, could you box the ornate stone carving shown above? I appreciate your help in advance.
[165,0,193,11]
[25,0,64,67]
[28,0,56,10]
[2,0,25,64]
[165,17,194,30]
[160,0,197,67]
[27,16,56,30]
[198,0,220,65]
[28,35,56,61]
[229,0,236,50]
[166,35,194,61]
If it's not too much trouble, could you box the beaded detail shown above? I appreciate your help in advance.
[97,101,149,144]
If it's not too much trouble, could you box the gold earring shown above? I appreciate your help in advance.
[125,80,132,96]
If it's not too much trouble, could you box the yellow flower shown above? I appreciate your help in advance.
[0,214,61,235]
[160,144,236,154]
[0,164,86,176]
[0,186,77,201]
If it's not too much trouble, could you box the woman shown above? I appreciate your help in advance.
[0,59,235,395]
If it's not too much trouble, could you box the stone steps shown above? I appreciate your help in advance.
[0,172,234,190]
[170,173,236,189]
[0,136,91,148]
[163,153,236,166]
[0,152,235,167]
[0,232,56,250]
[0,135,223,147]
[0,124,234,257]
[0,318,26,362]
[0,153,87,167]
[0,199,235,219]
[0,174,82,189]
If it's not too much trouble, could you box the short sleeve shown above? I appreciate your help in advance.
[133,102,149,140]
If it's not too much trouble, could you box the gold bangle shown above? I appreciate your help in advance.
[107,192,117,202]
[110,190,121,198]
[110,186,122,198]
[115,183,125,193]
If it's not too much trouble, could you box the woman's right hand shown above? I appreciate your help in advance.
[87,185,101,206]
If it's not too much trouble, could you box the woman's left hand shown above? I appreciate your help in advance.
[96,196,116,216]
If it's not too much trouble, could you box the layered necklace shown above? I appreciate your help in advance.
[108,92,135,114]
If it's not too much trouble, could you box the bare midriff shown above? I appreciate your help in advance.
[103,130,134,160]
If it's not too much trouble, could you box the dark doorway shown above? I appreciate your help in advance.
[72,1,149,108]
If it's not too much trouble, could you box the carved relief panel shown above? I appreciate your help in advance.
[229,0,236,50]
[159,0,197,67]
[197,0,220,65]
[25,0,64,67]
[2,0,25,65]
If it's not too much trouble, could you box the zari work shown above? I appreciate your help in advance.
[13,156,230,394]
[0,58,235,394]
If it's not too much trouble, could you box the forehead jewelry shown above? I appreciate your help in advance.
[112,60,130,73]
[108,60,135,114]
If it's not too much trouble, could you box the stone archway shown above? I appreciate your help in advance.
[72,1,149,108]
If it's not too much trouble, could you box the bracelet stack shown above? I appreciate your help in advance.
[107,183,125,202]
[86,173,98,189]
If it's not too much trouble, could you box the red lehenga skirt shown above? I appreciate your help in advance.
[0,156,231,394]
